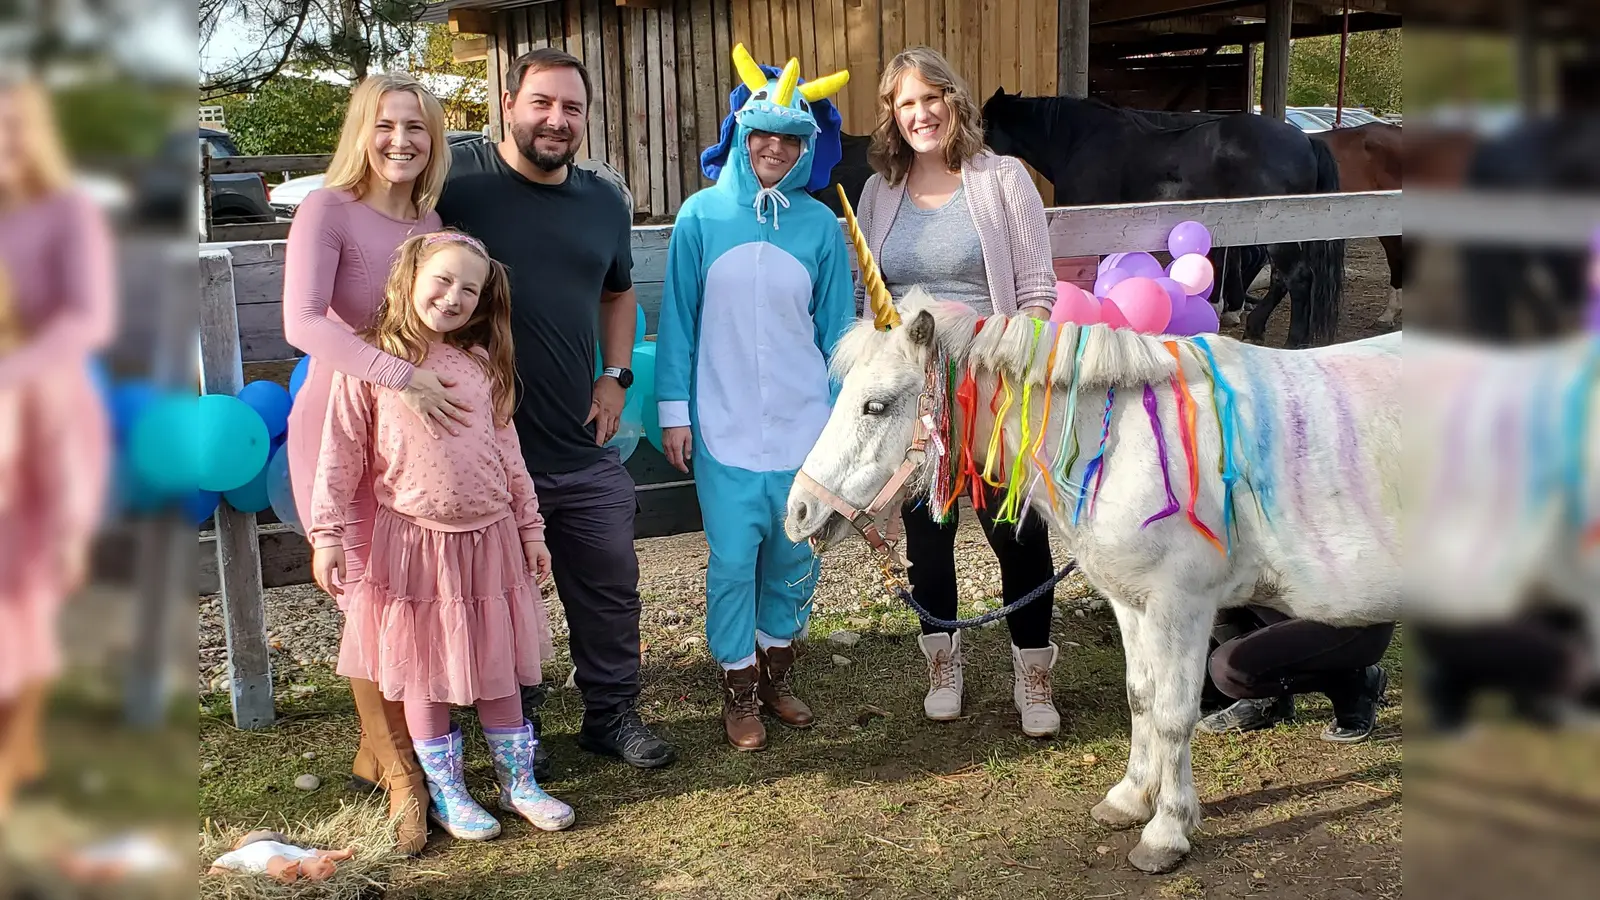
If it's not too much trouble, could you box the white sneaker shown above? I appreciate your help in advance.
[1012,644,1062,737]
[919,632,964,721]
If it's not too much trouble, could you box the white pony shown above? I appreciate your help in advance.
[786,289,1403,873]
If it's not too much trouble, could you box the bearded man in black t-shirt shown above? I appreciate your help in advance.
[437,48,676,773]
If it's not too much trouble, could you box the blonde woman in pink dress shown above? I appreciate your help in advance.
[280,73,464,854]
[0,80,115,818]
[311,231,573,841]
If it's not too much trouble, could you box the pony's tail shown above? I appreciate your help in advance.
[1306,140,1346,345]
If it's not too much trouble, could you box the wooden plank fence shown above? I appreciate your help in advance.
[199,188,1400,728]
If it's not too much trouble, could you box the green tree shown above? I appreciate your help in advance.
[402,23,489,131]
[219,76,352,156]
[1251,29,1403,115]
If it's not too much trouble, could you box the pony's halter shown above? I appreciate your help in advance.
[794,357,941,578]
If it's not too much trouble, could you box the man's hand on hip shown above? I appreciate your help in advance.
[588,376,626,445]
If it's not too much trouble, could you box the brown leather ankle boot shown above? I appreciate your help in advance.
[721,665,767,751]
[349,678,428,855]
[758,645,814,728]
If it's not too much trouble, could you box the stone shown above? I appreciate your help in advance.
[1052,607,1063,619]
[294,774,321,792]
[302,751,318,761]
[289,684,317,695]
[827,630,861,648]
[981,619,1001,629]
[1075,609,1087,618]
[831,655,852,667]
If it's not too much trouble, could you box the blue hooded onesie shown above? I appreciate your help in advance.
[655,52,856,670]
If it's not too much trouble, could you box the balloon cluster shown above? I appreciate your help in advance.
[1049,220,1221,337]
[101,358,302,531]
[595,304,662,464]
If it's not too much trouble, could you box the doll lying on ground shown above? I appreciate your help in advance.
[207,830,356,884]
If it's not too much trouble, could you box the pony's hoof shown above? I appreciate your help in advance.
[1127,841,1187,874]
[1091,799,1148,831]
[1220,311,1242,327]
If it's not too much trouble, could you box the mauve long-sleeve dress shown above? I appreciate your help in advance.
[0,190,115,701]
[280,188,438,591]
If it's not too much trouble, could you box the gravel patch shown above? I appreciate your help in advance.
[197,519,1103,692]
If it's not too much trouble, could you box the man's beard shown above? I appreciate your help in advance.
[511,120,582,172]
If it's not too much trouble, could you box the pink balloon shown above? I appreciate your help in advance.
[1050,281,1101,325]
[1099,297,1131,330]
[1105,276,1173,334]
[1168,253,1215,295]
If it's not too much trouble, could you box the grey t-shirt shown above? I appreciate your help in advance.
[879,186,992,315]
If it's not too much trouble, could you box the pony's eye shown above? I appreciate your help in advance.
[864,400,887,416]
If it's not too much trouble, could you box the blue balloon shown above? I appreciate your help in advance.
[109,381,160,446]
[183,490,221,526]
[289,356,312,400]
[238,380,292,439]
[635,304,648,341]
[195,394,271,493]
[127,393,197,496]
[86,358,113,407]
[223,463,272,514]
[265,444,301,535]
[630,343,662,452]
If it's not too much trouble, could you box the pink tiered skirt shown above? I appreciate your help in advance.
[336,507,554,706]
[0,369,109,702]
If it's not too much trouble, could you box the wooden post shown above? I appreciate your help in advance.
[1243,42,1257,113]
[199,250,275,730]
[123,245,196,728]
[1261,0,1292,121]
[1058,0,1089,98]
[1514,2,1540,116]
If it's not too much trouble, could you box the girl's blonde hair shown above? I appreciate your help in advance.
[325,73,450,216]
[868,47,988,186]
[367,231,518,425]
[0,80,72,203]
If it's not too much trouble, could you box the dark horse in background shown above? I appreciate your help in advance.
[979,89,1346,348]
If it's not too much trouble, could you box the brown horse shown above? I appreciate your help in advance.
[1245,122,1405,331]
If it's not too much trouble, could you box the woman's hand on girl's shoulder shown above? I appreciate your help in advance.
[400,368,473,438]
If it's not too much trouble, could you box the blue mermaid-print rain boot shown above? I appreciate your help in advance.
[485,720,576,832]
[412,726,502,841]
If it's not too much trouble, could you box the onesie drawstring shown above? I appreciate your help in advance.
[753,186,790,230]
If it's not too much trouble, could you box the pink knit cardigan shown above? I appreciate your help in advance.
[853,151,1057,316]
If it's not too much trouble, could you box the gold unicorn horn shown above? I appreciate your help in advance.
[837,184,899,330]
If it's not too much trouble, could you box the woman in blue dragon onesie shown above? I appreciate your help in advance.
[655,44,855,752]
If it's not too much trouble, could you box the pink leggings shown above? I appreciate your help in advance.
[404,693,524,741]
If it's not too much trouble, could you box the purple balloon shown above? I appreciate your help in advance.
[1167,293,1220,336]
[1194,280,1214,302]
[1154,277,1188,312]
[1094,267,1134,298]
[1168,220,1213,258]
[1098,253,1129,276]
[1119,252,1166,281]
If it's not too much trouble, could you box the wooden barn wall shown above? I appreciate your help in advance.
[487,0,1059,217]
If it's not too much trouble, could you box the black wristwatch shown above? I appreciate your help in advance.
[602,366,634,389]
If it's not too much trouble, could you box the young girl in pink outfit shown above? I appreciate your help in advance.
[310,230,573,840]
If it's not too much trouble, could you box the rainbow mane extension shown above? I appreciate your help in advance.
[1192,336,1244,550]
[1166,342,1226,556]
[1073,387,1116,526]
[1051,326,1090,505]
[997,319,1045,523]
[1140,383,1180,529]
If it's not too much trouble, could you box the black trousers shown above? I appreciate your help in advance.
[521,449,642,722]
[1207,606,1394,704]
[1414,611,1597,722]
[901,497,1055,649]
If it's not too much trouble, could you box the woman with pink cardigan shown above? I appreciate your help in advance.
[280,73,463,855]
[854,48,1063,739]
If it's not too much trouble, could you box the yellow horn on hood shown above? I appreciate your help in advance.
[731,43,767,93]
[773,58,801,107]
[798,70,850,103]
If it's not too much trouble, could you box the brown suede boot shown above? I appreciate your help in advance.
[348,678,429,855]
[758,645,814,729]
[721,665,767,751]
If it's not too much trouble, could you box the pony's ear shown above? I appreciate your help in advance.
[907,309,936,348]
[990,86,1006,101]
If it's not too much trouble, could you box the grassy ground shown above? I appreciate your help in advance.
[200,524,1404,900]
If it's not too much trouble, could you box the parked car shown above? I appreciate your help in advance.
[197,128,276,225]
[269,130,488,216]
[1285,108,1334,134]
[1299,106,1389,128]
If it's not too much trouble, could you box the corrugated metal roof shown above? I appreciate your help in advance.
[419,0,559,26]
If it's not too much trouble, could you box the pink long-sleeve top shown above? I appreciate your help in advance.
[282,188,440,523]
[0,191,116,388]
[309,343,545,551]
